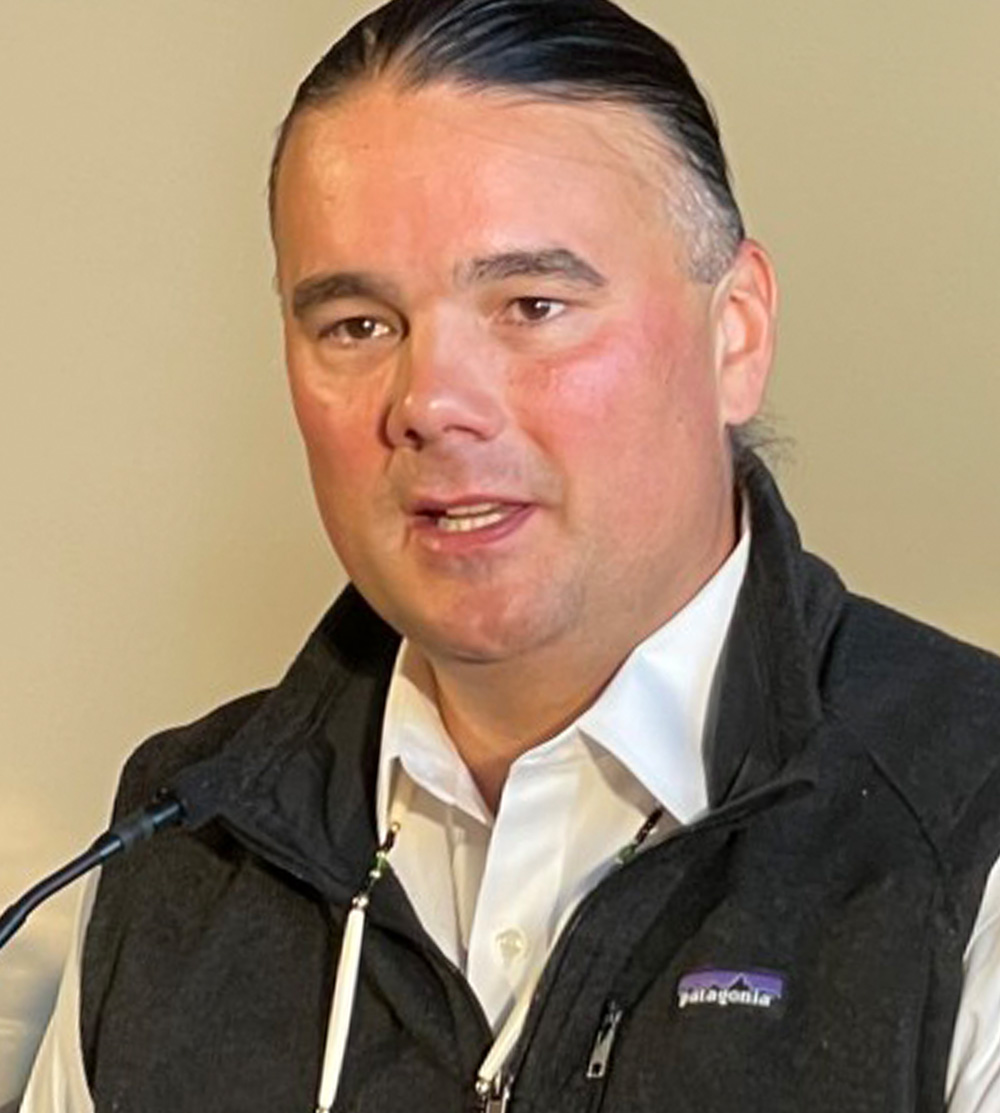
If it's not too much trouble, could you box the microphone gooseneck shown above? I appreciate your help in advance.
[0,792,187,951]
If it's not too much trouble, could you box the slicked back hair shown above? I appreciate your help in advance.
[268,0,745,283]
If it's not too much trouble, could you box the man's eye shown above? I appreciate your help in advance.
[319,317,394,345]
[506,297,567,325]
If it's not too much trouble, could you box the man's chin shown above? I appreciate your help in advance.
[356,569,583,668]
[410,626,539,668]
[398,597,583,673]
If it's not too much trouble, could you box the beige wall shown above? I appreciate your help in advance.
[1,0,997,1097]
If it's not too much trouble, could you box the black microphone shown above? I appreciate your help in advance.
[0,791,187,950]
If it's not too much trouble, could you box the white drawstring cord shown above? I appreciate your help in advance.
[315,823,399,1113]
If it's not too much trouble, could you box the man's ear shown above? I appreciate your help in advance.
[711,239,778,425]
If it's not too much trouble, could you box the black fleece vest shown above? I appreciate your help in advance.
[80,462,1000,1112]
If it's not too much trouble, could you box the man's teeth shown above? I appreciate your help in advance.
[435,503,510,532]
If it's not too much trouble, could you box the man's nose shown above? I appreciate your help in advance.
[384,316,507,449]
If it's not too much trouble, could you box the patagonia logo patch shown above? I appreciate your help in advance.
[677,968,785,1014]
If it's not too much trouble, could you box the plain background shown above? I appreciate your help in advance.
[1,0,997,1098]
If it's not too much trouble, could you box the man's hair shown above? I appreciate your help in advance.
[268,0,745,283]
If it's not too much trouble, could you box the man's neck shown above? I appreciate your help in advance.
[422,641,626,813]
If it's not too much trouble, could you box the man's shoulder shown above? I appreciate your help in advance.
[817,583,1000,842]
[827,586,1000,715]
[114,690,272,817]
[109,586,400,820]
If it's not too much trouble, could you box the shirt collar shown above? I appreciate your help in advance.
[577,528,749,822]
[377,647,492,837]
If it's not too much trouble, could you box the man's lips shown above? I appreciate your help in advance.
[407,498,532,535]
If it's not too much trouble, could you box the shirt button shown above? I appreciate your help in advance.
[495,928,528,966]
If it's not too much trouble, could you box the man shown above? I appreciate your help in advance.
[22,0,1000,1110]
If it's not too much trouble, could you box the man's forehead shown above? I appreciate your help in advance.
[271,79,696,295]
[279,79,677,198]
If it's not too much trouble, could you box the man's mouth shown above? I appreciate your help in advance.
[427,502,515,533]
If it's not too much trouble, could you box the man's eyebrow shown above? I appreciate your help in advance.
[291,250,606,317]
[457,248,608,289]
[291,272,401,319]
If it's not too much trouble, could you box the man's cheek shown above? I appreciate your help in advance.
[294,385,380,474]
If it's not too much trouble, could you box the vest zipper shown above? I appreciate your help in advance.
[476,1073,512,1113]
[585,1000,623,1080]
[583,1000,625,1113]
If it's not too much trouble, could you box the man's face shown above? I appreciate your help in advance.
[273,82,771,670]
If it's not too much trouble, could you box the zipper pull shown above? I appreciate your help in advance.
[476,1074,512,1113]
[586,1001,624,1080]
